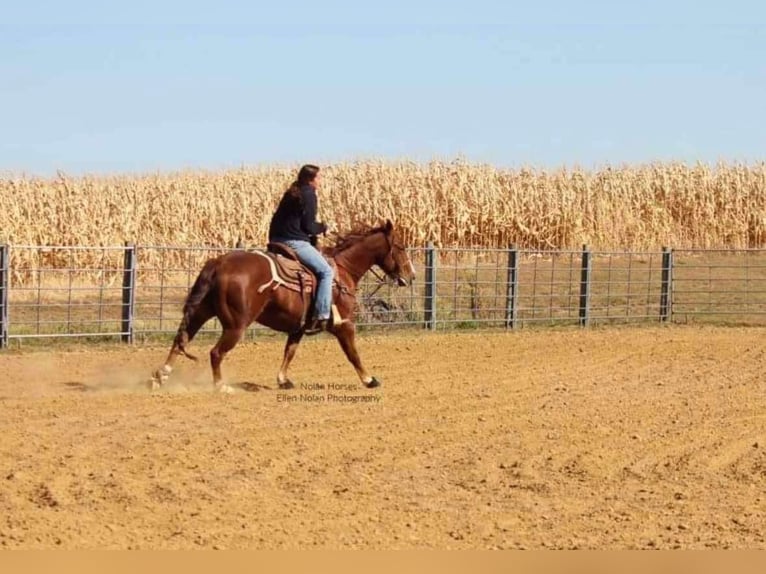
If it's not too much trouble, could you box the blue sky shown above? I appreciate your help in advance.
[1,0,764,175]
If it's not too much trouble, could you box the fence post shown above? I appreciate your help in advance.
[0,244,8,349]
[660,247,673,322]
[122,243,137,344]
[505,244,519,329]
[424,242,436,330]
[579,244,591,327]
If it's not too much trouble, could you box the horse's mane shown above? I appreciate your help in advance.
[322,224,388,257]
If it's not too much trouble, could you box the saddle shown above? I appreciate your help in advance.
[265,242,316,293]
[261,242,346,332]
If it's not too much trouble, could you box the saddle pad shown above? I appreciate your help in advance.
[271,253,315,292]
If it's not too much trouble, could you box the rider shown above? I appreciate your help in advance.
[268,164,334,332]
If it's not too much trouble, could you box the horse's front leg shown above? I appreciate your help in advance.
[332,322,380,388]
[277,331,304,389]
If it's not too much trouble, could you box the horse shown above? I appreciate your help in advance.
[150,220,416,392]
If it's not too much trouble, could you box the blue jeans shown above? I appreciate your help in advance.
[280,239,333,320]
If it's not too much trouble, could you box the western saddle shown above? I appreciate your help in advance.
[262,242,344,332]
[265,242,316,293]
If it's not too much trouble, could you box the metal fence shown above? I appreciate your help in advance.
[2,243,766,347]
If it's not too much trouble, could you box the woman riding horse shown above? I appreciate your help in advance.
[150,214,416,393]
[268,164,333,333]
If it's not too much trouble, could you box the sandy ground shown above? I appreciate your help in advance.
[0,326,764,549]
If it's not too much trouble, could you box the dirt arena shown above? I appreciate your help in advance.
[0,326,763,549]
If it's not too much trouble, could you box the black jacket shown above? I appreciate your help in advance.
[268,184,327,243]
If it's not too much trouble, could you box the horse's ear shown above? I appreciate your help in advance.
[384,219,394,234]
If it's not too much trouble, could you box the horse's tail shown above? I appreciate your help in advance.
[174,257,218,362]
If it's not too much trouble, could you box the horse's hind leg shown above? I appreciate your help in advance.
[210,326,246,393]
[151,304,213,389]
[277,331,304,389]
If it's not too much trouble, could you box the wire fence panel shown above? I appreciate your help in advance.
[7,246,128,339]
[433,247,510,328]
[589,251,665,324]
[672,249,766,325]
[515,250,582,326]
[4,243,766,345]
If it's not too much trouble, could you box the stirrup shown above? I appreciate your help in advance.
[304,317,330,335]
[303,305,344,334]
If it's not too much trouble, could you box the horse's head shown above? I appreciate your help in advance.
[326,220,416,287]
[375,220,416,287]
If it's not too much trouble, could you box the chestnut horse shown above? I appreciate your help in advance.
[150,220,416,392]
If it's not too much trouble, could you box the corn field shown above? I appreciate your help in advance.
[2,160,766,277]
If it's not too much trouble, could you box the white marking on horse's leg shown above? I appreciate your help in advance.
[159,364,172,384]
[150,362,174,391]
[216,382,234,394]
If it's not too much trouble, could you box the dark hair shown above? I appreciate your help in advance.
[297,164,320,186]
[285,164,319,201]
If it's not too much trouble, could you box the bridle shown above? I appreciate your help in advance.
[332,230,405,300]
[357,232,404,305]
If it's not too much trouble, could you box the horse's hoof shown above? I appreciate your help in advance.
[149,373,162,391]
[150,366,170,390]
[278,380,295,390]
[216,384,234,394]
[365,377,381,389]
